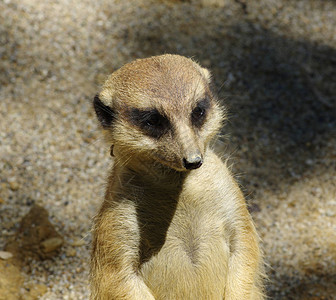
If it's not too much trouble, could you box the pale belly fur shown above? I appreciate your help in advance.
[138,198,231,300]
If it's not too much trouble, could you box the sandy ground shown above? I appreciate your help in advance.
[0,0,335,299]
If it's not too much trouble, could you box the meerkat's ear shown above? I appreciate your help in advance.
[200,67,211,83]
[93,95,115,128]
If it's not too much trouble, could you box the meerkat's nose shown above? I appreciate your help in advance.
[183,155,203,170]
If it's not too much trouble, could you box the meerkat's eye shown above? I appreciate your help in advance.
[192,106,205,119]
[130,108,170,138]
[145,113,162,127]
[191,97,210,127]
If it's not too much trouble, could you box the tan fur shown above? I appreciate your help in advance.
[91,54,264,299]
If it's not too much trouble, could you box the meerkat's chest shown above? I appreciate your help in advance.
[138,196,230,299]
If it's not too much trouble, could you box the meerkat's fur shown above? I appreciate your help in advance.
[91,54,264,299]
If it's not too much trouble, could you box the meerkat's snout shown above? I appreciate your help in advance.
[174,123,204,170]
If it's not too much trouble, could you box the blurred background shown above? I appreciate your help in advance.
[0,0,335,299]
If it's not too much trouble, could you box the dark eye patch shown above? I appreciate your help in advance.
[191,97,210,128]
[130,108,170,139]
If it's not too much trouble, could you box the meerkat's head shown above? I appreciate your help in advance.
[93,54,225,172]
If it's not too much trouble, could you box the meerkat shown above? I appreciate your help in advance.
[91,54,264,300]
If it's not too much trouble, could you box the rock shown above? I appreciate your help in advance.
[4,205,63,266]
[0,197,4,204]
[200,0,229,7]
[40,237,63,253]
[70,237,86,247]
[8,181,19,191]
[0,251,13,260]
[21,283,48,300]
[66,248,76,257]
[0,260,24,300]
